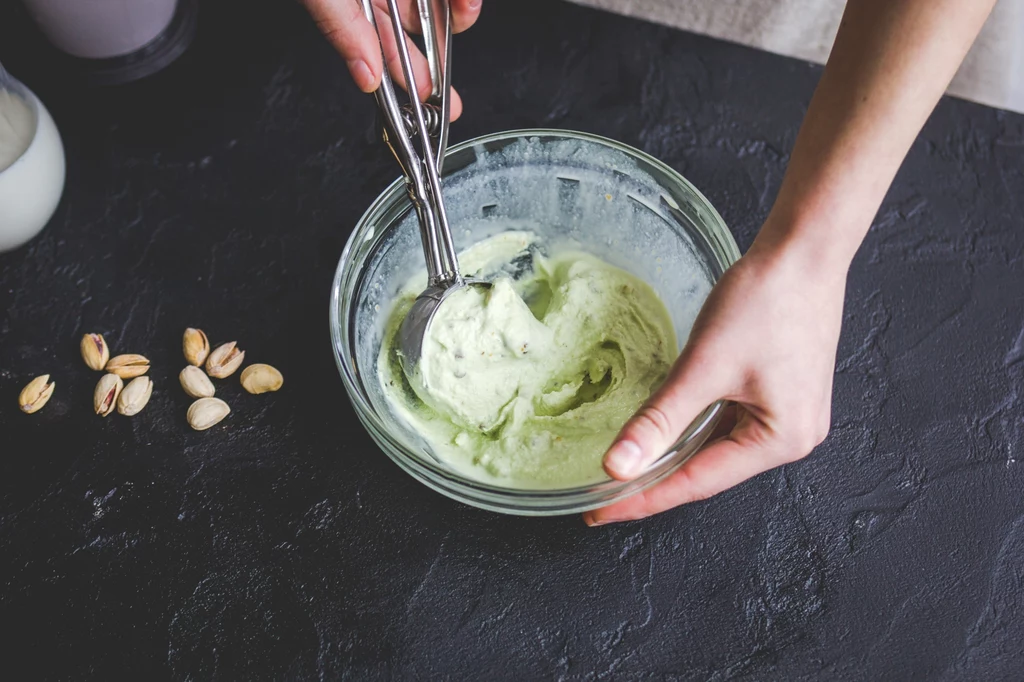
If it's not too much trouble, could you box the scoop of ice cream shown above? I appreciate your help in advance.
[379,232,677,489]
[409,277,554,432]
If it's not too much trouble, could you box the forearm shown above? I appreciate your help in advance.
[755,0,997,272]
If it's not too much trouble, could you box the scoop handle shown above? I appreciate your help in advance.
[362,0,462,289]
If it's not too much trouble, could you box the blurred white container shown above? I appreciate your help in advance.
[21,0,178,59]
[0,69,65,253]
[19,0,197,85]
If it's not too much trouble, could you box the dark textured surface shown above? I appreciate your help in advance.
[2,0,1023,679]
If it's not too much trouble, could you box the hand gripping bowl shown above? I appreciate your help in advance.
[330,129,740,516]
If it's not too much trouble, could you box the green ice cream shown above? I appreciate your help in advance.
[378,231,677,489]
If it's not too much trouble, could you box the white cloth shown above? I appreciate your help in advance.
[568,0,1024,114]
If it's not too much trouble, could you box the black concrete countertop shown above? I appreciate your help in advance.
[2,1,1023,679]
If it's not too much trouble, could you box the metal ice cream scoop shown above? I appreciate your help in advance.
[361,0,490,371]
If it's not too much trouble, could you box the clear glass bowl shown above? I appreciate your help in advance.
[330,129,740,516]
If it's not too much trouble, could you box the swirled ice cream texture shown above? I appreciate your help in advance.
[378,231,677,489]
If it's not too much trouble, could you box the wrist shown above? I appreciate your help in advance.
[745,221,855,294]
[749,192,873,283]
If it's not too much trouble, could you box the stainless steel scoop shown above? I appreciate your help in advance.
[361,0,489,370]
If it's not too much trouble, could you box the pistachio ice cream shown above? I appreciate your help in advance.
[378,231,678,489]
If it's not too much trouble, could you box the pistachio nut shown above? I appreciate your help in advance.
[80,333,110,371]
[187,397,231,431]
[93,373,124,417]
[179,365,215,399]
[205,342,245,379]
[240,363,283,394]
[117,376,153,416]
[106,354,150,379]
[19,374,55,414]
[183,327,210,367]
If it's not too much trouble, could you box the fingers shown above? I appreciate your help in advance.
[373,0,481,36]
[306,0,384,92]
[584,415,778,526]
[602,349,728,481]
[373,3,431,101]
[307,0,466,116]
[449,88,464,121]
[374,4,463,119]
[378,0,482,34]
[373,0,424,35]
[450,0,484,33]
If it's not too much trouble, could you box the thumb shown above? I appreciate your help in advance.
[585,418,778,525]
[603,352,726,481]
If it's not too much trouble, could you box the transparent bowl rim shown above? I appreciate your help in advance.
[330,128,741,515]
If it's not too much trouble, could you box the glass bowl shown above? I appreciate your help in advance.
[330,129,740,516]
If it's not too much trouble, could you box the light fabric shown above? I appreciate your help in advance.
[568,0,1024,114]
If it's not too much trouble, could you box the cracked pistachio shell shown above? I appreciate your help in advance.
[240,364,283,395]
[187,397,230,431]
[106,354,150,379]
[80,333,110,371]
[179,365,215,399]
[117,376,153,416]
[205,342,245,379]
[93,373,124,417]
[183,328,210,367]
[19,374,55,414]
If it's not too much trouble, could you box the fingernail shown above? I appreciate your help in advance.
[348,59,375,92]
[604,440,643,477]
[469,0,482,9]
[583,512,609,527]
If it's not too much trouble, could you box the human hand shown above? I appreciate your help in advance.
[579,0,997,526]
[583,233,845,525]
[302,0,482,121]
